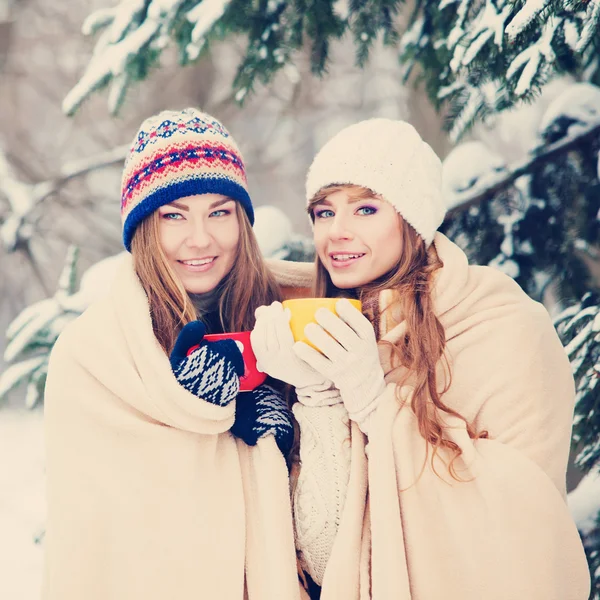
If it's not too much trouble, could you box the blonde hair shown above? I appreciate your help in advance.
[131,203,281,354]
[309,184,487,480]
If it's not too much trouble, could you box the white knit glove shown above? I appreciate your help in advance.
[251,302,342,407]
[293,298,386,434]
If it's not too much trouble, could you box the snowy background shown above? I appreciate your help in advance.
[1,0,600,598]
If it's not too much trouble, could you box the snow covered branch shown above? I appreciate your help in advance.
[64,0,231,115]
[447,120,600,217]
[0,144,128,252]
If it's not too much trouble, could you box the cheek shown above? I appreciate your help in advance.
[313,226,328,257]
[158,223,177,257]
[373,223,402,264]
[220,223,241,252]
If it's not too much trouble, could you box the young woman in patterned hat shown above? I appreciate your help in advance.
[251,119,590,599]
[43,108,311,600]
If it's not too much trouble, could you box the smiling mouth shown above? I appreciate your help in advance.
[331,253,365,261]
[179,258,216,266]
[329,252,366,268]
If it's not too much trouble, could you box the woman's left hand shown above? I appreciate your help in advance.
[293,298,387,433]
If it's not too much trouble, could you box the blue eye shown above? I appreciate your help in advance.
[314,209,335,219]
[209,209,230,218]
[162,212,183,220]
[357,206,377,216]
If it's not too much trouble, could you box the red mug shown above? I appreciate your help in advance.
[187,331,267,392]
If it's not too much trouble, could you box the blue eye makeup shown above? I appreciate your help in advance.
[356,205,377,216]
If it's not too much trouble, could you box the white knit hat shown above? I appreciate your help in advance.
[305,119,446,246]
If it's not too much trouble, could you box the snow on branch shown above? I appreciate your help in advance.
[64,0,229,115]
[576,0,600,53]
[506,15,559,97]
[446,119,600,217]
[505,0,552,39]
[0,144,128,252]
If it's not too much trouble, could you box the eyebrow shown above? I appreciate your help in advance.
[313,196,381,206]
[167,197,234,211]
[209,197,234,209]
[168,201,189,211]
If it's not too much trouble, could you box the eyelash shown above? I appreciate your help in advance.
[314,205,378,219]
[210,209,230,217]
[160,209,231,220]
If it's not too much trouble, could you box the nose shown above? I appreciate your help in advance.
[328,213,354,241]
[185,222,211,249]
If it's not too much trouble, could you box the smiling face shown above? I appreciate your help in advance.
[157,193,240,294]
[311,187,404,290]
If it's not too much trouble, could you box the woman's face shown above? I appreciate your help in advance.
[158,193,240,294]
[312,188,403,289]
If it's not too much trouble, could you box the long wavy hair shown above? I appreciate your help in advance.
[131,202,281,354]
[308,184,488,480]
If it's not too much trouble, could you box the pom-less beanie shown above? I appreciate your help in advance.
[120,108,253,251]
[305,119,445,246]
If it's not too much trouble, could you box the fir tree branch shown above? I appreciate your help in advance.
[0,144,128,252]
[446,120,600,217]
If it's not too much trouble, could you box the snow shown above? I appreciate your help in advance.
[576,0,600,53]
[457,0,512,68]
[186,0,230,44]
[399,17,424,55]
[442,141,507,208]
[568,470,600,535]
[0,409,45,600]
[506,16,559,97]
[505,0,551,39]
[0,147,36,251]
[0,357,45,399]
[538,82,600,142]
[3,302,61,363]
[447,0,471,49]
[563,20,580,52]
[253,205,294,257]
[81,8,115,37]
[66,0,209,115]
[489,254,520,278]
[333,0,350,20]
[109,0,147,44]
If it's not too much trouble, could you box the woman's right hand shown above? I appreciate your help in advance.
[251,302,342,407]
[169,321,245,406]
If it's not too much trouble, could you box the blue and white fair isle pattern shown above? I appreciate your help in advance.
[173,344,240,406]
[233,385,294,455]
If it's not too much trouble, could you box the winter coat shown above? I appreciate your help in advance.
[42,253,312,600]
[285,232,591,599]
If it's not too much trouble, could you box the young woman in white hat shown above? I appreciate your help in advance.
[251,119,590,599]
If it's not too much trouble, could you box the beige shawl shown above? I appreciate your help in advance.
[285,233,590,599]
[42,254,311,600]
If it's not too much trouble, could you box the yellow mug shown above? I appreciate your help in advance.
[282,297,363,347]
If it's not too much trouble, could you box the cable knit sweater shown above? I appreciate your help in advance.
[281,233,590,599]
[42,254,313,600]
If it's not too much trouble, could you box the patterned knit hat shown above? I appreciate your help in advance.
[305,118,445,246]
[121,108,253,251]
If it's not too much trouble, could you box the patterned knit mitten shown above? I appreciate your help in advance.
[169,321,245,406]
[231,384,294,456]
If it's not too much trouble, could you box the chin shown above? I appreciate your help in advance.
[181,276,221,295]
[330,274,369,289]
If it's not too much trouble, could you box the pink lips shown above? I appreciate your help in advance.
[328,252,366,269]
[177,257,217,272]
